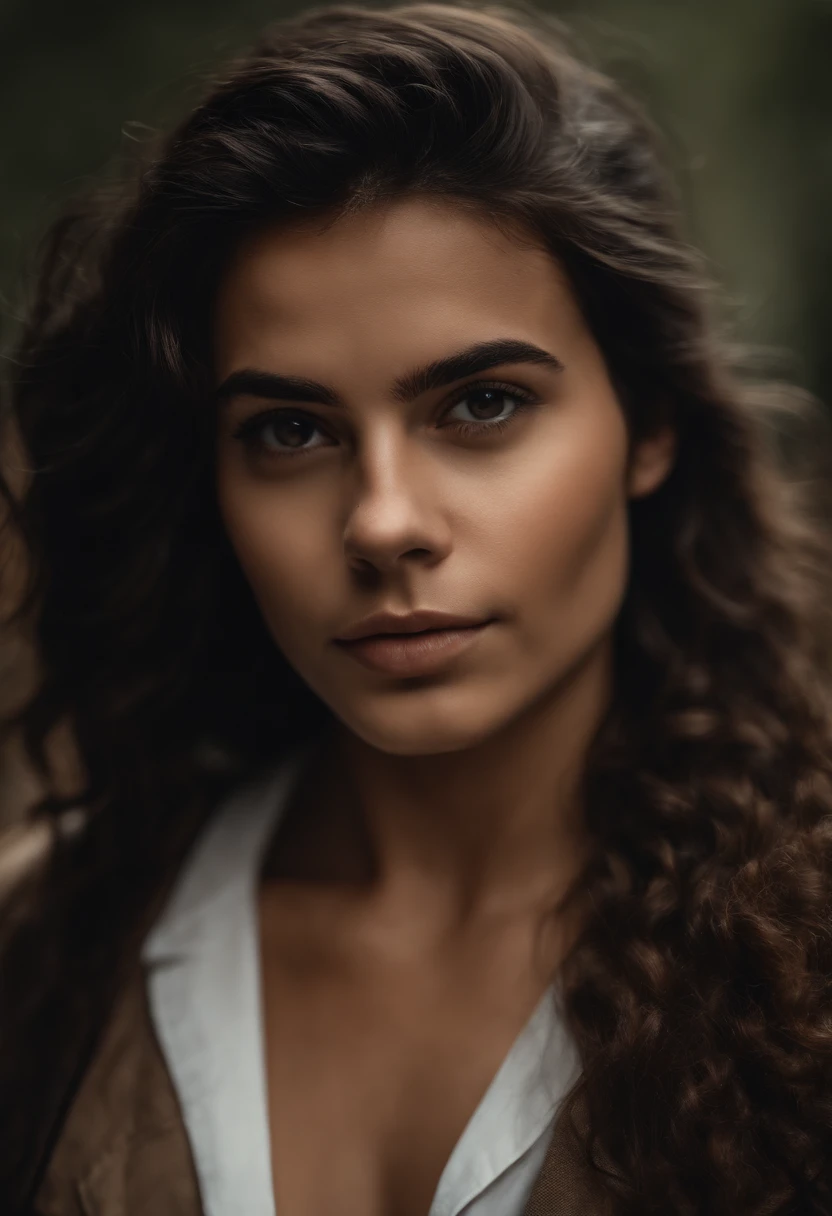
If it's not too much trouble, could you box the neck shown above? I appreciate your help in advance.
[269,637,611,938]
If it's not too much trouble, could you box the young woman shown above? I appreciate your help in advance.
[2,3,831,1213]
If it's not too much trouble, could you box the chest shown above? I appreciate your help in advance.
[35,952,605,1216]
[259,893,555,1216]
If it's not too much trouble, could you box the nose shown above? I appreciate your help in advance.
[342,433,452,575]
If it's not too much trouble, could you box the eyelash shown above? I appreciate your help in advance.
[231,379,540,458]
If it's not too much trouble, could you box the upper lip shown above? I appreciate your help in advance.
[335,610,490,643]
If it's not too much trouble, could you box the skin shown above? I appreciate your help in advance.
[213,195,675,1216]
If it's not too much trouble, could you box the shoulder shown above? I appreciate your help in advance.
[35,963,202,1216]
[33,759,299,1216]
[523,1088,616,1216]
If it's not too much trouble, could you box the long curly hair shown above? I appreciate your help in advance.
[2,2,832,1211]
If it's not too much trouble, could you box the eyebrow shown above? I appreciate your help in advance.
[214,338,565,408]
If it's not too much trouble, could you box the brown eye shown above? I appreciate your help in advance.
[458,389,510,421]
[445,384,535,429]
[233,410,329,456]
[262,415,321,450]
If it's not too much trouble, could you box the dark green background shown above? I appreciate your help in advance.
[2,0,831,402]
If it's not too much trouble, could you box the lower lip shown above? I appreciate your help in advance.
[335,623,491,677]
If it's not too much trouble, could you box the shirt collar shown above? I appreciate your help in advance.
[431,985,580,1215]
[141,756,305,1216]
[141,749,579,1216]
[142,755,305,965]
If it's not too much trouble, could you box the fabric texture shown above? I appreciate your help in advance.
[141,756,581,1216]
[33,962,202,1216]
[35,756,613,1216]
[521,1094,615,1216]
[35,961,612,1216]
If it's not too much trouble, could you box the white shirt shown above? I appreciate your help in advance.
[142,754,581,1216]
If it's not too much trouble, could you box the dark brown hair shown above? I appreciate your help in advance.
[2,3,832,1211]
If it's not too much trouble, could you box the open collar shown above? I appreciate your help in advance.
[142,759,305,1216]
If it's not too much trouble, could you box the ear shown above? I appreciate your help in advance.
[627,425,676,499]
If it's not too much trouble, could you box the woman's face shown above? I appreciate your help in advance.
[214,197,673,755]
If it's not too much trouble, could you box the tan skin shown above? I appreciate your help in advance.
[214,196,675,1216]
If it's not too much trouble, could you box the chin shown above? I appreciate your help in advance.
[354,729,475,757]
[334,689,509,757]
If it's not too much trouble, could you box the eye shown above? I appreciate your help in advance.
[230,380,539,458]
[443,382,538,433]
[232,410,331,457]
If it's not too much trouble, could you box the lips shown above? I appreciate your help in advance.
[335,609,489,643]
[336,625,490,678]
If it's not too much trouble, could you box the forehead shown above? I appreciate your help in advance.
[212,196,591,376]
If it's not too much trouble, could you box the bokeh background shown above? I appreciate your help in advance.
[2,0,832,401]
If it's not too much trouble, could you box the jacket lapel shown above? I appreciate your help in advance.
[74,1125,201,1216]
[39,961,613,1216]
[34,965,203,1216]
[522,1090,615,1216]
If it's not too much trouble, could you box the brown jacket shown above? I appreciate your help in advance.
[33,963,614,1216]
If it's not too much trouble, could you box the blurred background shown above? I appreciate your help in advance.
[0,0,831,837]
[2,0,832,399]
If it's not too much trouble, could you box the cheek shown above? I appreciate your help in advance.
[216,470,336,639]
[484,410,631,648]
